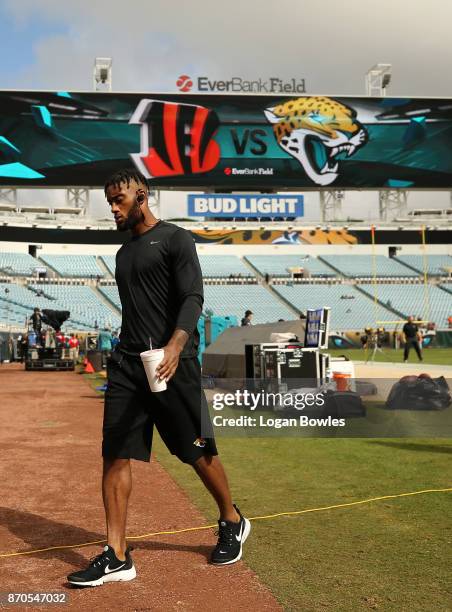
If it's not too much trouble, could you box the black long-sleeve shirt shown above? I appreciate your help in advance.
[115,221,203,358]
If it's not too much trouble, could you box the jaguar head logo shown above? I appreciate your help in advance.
[265,96,368,186]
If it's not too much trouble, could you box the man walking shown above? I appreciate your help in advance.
[67,170,250,587]
[402,315,423,362]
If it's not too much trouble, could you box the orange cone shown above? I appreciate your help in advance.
[84,360,95,373]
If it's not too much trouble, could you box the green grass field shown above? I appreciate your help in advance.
[328,347,452,366]
[84,351,452,611]
[154,436,451,612]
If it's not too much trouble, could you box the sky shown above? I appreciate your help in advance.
[2,0,452,96]
[0,0,451,217]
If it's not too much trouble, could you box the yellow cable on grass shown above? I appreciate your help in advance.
[1,487,451,559]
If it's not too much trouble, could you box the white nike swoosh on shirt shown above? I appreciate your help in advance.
[104,563,126,574]
[149,241,160,245]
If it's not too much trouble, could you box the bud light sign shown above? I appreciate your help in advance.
[187,194,304,218]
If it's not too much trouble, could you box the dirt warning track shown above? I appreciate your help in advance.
[0,364,280,611]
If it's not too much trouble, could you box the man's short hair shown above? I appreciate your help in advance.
[104,168,149,195]
[245,310,253,317]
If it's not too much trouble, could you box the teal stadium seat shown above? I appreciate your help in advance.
[359,283,452,328]
[101,255,116,276]
[98,285,121,310]
[39,255,105,278]
[245,254,336,277]
[395,255,452,276]
[320,255,418,277]
[100,254,254,278]
[273,284,394,330]
[203,285,295,324]
[0,252,41,276]
[198,255,253,277]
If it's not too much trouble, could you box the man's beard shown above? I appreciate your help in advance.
[116,205,143,232]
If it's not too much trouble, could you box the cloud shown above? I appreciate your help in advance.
[2,0,452,96]
[2,0,452,216]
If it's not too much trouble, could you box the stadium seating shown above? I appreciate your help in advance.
[395,255,452,276]
[39,254,105,278]
[0,283,43,326]
[27,283,120,330]
[0,282,54,311]
[1,247,450,333]
[198,255,253,277]
[245,254,336,277]
[99,283,295,325]
[0,252,40,276]
[273,284,394,330]
[100,254,254,279]
[0,282,89,328]
[320,255,418,277]
[204,285,296,324]
[99,285,121,310]
[100,255,116,277]
[359,283,452,328]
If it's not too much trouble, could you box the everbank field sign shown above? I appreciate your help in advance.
[176,74,306,94]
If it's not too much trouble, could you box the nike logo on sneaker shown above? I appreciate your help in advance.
[235,522,244,542]
[104,563,126,574]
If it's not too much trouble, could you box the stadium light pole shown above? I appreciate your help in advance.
[0,188,17,207]
[320,190,344,222]
[365,64,392,97]
[64,58,113,216]
[366,64,408,220]
[93,57,113,92]
[379,190,408,221]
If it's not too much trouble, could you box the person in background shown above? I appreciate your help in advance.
[111,331,120,350]
[17,334,24,363]
[98,326,113,363]
[402,315,423,362]
[30,308,42,345]
[241,310,253,326]
[360,328,370,350]
[69,334,80,362]
[20,334,28,363]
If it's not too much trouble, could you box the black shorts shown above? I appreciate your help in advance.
[102,350,217,464]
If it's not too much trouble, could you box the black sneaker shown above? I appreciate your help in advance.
[67,545,136,587]
[210,504,251,566]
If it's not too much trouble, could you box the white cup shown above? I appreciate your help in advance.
[140,348,167,392]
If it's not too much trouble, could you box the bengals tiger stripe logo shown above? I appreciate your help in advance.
[129,99,221,179]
